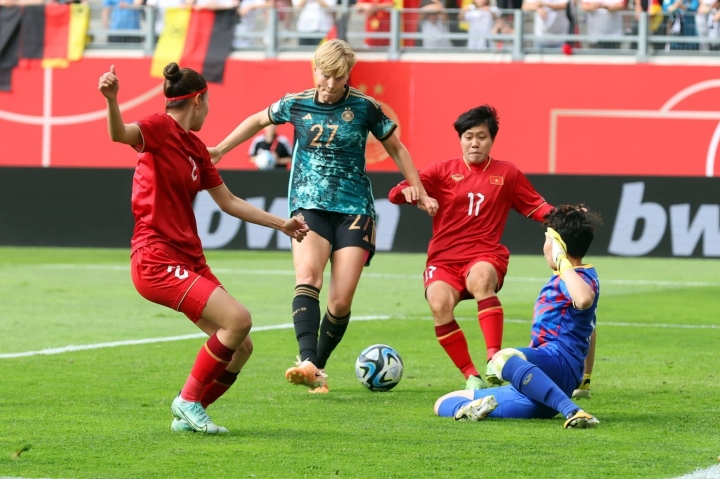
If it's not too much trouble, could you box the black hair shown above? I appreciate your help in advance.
[163,62,207,110]
[543,204,603,258]
[453,105,500,140]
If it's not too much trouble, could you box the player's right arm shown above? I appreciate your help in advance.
[98,65,142,146]
[210,109,272,165]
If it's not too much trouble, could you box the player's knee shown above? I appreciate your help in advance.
[228,302,252,336]
[491,348,527,382]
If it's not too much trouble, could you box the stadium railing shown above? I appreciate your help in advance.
[86,4,720,62]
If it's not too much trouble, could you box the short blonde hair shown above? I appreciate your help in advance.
[313,39,357,78]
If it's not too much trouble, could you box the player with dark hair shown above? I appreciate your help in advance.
[389,104,553,390]
[434,204,602,429]
[209,39,438,394]
[98,62,308,433]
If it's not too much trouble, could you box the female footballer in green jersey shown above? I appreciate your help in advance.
[210,39,438,393]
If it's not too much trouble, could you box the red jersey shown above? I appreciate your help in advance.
[130,113,223,262]
[388,156,552,266]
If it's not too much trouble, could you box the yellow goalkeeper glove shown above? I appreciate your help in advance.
[545,227,573,274]
[572,374,592,399]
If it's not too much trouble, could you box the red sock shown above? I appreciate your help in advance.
[435,320,478,379]
[478,297,504,361]
[180,334,235,402]
[201,369,239,409]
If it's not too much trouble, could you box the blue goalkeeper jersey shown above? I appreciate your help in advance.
[530,266,599,367]
[268,85,396,219]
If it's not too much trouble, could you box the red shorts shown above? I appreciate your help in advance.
[423,252,510,301]
[131,245,222,323]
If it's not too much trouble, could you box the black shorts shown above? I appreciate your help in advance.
[294,208,376,266]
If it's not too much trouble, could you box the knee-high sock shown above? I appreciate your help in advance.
[503,356,579,418]
[200,369,239,409]
[180,334,235,402]
[315,309,350,369]
[436,395,473,418]
[436,320,479,379]
[292,284,321,364]
[478,297,503,360]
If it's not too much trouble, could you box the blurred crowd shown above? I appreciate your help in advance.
[1,0,717,52]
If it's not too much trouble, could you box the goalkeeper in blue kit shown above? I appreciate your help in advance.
[434,204,602,429]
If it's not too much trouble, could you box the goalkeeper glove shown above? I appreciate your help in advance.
[572,374,592,399]
[545,227,573,274]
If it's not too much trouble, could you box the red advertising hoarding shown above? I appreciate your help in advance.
[1,57,719,176]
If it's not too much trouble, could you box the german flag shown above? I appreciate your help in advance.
[0,4,89,91]
[19,4,90,67]
[0,6,22,91]
[150,8,236,84]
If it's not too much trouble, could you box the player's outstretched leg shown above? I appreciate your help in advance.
[171,395,229,434]
[563,410,600,429]
[454,395,498,421]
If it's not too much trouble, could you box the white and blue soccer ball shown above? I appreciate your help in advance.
[355,344,404,392]
[254,149,276,170]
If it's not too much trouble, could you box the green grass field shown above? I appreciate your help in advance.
[1,247,719,479]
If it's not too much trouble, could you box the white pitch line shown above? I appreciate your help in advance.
[0,316,389,359]
[17,264,720,288]
[676,466,720,479]
[2,316,719,360]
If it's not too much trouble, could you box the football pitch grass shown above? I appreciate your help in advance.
[1,247,719,479]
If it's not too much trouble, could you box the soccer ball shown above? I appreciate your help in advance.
[254,149,275,170]
[355,344,404,392]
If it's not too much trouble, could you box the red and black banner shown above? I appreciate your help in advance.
[151,8,237,84]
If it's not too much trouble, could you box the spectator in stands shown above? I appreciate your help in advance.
[522,0,570,48]
[235,0,275,48]
[248,124,293,169]
[663,0,699,50]
[145,0,193,40]
[420,0,452,48]
[697,0,720,50]
[580,0,625,49]
[459,0,501,49]
[293,0,337,46]
[355,0,393,47]
[102,0,144,44]
[630,0,664,50]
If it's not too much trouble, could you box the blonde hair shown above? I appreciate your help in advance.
[313,39,357,78]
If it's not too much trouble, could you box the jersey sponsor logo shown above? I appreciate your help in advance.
[451,174,464,181]
[342,108,354,122]
[302,113,312,120]
[490,176,504,185]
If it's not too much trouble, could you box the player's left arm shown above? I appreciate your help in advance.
[512,170,553,221]
[381,133,438,216]
[207,184,309,241]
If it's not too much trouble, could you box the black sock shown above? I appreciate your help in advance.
[292,284,321,364]
[315,309,350,369]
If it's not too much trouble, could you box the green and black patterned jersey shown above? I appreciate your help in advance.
[268,85,396,219]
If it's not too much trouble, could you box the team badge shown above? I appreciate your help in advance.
[452,174,464,182]
[490,176,504,185]
[342,108,354,122]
